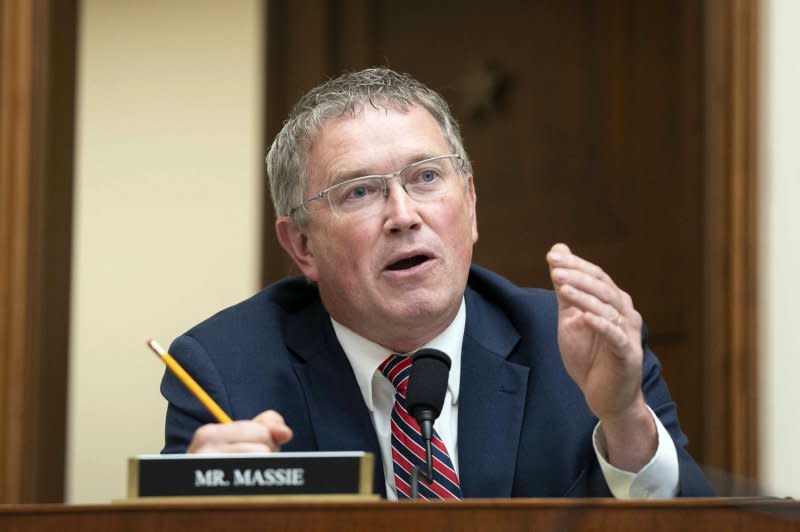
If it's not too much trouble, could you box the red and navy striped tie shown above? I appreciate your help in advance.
[379,354,462,500]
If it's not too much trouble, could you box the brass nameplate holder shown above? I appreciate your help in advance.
[125,451,375,502]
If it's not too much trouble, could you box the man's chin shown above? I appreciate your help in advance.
[382,297,456,329]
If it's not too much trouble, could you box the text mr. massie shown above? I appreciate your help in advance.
[194,468,305,487]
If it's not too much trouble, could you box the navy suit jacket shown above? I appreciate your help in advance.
[161,265,713,497]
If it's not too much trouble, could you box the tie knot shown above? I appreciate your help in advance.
[379,354,412,394]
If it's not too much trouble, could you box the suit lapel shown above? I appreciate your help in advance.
[280,284,530,498]
[458,287,529,497]
[285,299,387,496]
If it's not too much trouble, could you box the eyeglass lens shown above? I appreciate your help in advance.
[326,156,462,216]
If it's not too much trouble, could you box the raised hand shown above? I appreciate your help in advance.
[547,243,655,471]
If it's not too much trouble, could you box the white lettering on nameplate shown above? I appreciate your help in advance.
[233,468,305,487]
[194,469,230,487]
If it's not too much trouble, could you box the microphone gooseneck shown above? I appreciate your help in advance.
[404,348,451,499]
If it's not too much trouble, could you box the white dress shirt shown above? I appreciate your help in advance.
[331,298,679,499]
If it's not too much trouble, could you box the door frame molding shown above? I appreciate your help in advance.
[0,0,77,503]
[703,0,760,482]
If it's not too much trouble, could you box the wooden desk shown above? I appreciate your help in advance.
[1,498,799,531]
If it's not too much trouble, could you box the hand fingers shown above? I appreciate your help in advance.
[547,243,642,333]
[547,243,618,289]
[556,282,622,327]
[582,312,629,353]
[188,410,293,454]
[552,267,621,315]
[188,421,271,453]
[253,410,294,446]
[218,442,281,453]
[547,244,580,311]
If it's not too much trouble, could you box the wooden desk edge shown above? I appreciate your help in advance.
[1,496,797,514]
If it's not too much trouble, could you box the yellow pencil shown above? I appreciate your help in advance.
[146,338,233,424]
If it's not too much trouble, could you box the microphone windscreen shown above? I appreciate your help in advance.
[405,348,452,419]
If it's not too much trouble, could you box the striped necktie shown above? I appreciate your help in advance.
[379,354,462,499]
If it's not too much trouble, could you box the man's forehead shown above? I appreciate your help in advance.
[309,105,449,180]
[315,101,435,138]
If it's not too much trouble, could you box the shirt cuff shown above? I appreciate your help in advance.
[593,405,679,499]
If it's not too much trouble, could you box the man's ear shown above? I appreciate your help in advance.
[275,216,319,281]
[467,174,479,245]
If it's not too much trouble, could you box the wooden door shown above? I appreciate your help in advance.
[263,0,760,486]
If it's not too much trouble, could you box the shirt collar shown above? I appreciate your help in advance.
[331,298,465,412]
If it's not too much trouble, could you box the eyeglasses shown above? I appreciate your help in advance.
[290,154,466,219]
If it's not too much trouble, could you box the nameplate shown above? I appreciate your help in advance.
[127,451,373,498]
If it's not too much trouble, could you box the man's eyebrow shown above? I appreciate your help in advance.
[327,167,377,185]
[327,152,441,185]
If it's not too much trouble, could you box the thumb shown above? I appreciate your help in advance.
[253,410,294,446]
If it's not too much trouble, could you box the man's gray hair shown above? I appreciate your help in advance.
[266,67,472,225]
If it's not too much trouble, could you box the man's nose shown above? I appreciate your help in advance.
[383,180,421,232]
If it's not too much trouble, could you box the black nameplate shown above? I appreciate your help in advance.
[128,452,373,498]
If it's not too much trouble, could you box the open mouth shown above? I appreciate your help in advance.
[386,254,430,271]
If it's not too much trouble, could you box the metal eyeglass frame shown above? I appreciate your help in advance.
[288,154,465,218]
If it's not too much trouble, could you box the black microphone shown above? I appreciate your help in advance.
[405,348,451,498]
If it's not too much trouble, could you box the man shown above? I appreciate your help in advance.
[162,68,712,499]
